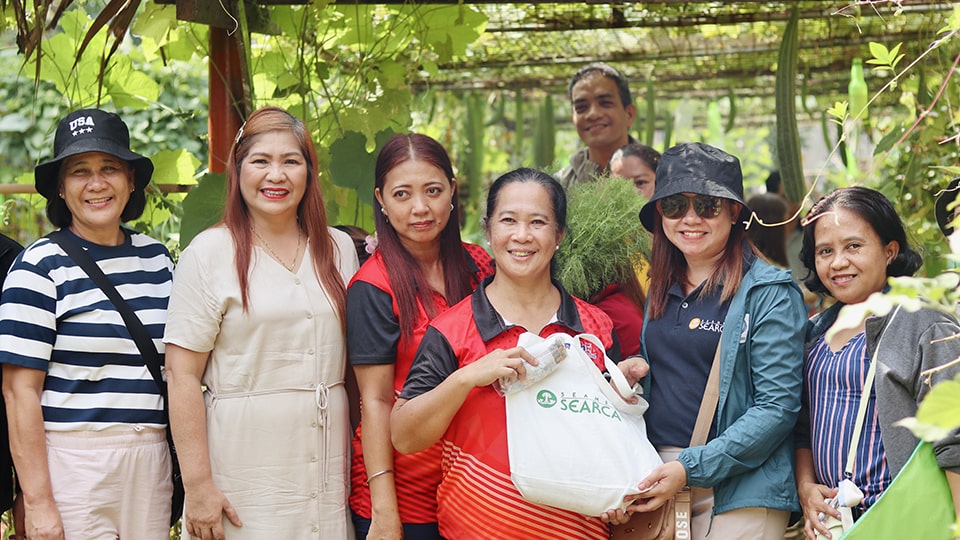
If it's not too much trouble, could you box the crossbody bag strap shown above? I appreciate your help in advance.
[669,338,722,540]
[844,305,899,478]
[46,230,166,398]
[690,339,723,447]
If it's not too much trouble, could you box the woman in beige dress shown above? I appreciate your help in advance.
[164,107,359,539]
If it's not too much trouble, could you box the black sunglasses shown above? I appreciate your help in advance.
[658,194,725,220]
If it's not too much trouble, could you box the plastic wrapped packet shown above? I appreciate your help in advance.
[498,334,567,395]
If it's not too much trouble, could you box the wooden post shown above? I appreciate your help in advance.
[208,27,247,174]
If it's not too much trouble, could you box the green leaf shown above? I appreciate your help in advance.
[827,101,848,123]
[893,417,951,442]
[151,149,200,186]
[252,72,279,101]
[179,172,226,249]
[418,5,487,61]
[916,377,960,431]
[825,292,926,342]
[895,375,960,443]
[940,5,960,33]
[888,43,904,69]
[105,60,161,108]
[327,129,398,204]
[874,124,905,155]
[868,42,890,64]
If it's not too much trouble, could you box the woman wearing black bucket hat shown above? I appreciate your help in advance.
[618,142,806,539]
[0,109,175,539]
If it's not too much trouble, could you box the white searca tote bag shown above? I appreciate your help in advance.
[505,332,663,517]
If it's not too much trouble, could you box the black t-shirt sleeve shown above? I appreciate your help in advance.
[398,326,459,400]
[608,330,622,364]
[346,280,401,365]
[0,234,23,280]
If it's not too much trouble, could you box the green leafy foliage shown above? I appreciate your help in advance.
[328,129,397,206]
[895,375,960,442]
[827,274,960,341]
[866,42,905,72]
[554,178,650,300]
[179,172,226,249]
[826,100,848,124]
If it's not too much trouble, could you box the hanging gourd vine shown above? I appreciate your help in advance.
[775,5,804,206]
[534,93,555,169]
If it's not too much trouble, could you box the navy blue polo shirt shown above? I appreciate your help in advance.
[645,281,729,448]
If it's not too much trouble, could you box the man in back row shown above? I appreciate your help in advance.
[558,62,638,189]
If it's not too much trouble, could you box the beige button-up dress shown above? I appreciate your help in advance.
[165,226,358,539]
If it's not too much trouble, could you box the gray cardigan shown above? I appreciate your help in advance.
[801,302,960,476]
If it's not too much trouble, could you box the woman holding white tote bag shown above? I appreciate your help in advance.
[392,168,630,540]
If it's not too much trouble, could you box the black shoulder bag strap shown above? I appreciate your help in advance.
[46,230,166,398]
[48,230,185,526]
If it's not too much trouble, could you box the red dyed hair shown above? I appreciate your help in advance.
[222,106,347,324]
[373,133,473,339]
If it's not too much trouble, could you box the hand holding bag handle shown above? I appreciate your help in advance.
[576,333,641,400]
[46,230,184,527]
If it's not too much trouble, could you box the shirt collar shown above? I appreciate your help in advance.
[472,275,585,342]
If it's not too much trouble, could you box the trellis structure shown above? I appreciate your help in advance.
[1,0,955,189]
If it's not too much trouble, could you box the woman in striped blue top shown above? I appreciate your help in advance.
[0,109,174,540]
[795,187,960,539]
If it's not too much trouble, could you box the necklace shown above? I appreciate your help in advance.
[252,226,302,273]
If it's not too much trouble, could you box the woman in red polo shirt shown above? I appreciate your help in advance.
[392,168,621,539]
[346,133,493,539]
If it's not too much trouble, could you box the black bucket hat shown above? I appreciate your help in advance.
[34,109,153,200]
[935,176,960,237]
[639,142,750,231]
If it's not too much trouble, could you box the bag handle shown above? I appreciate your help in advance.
[575,333,637,398]
[46,230,166,398]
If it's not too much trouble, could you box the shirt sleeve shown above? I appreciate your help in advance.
[398,326,459,400]
[162,242,223,353]
[0,249,57,371]
[910,318,960,472]
[346,280,400,366]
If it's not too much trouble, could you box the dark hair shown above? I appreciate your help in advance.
[333,224,372,266]
[224,106,347,321]
[799,186,922,295]
[485,168,567,232]
[484,168,567,276]
[646,200,759,320]
[746,192,789,267]
[765,171,782,194]
[46,162,146,228]
[373,133,473,339]
[567,62,633,108]
[611,143,661,172]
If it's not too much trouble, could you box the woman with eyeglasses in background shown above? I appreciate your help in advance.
[617,143,806,539]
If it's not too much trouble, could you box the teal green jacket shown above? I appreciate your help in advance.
[642,258,806,515]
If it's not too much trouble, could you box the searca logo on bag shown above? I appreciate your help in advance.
[535,389,623,421]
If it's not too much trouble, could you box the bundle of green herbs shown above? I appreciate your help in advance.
[555,177,652,301]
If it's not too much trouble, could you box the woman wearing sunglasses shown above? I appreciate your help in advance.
[619,143,806,539]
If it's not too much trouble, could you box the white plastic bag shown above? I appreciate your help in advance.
[505,332,663,517]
